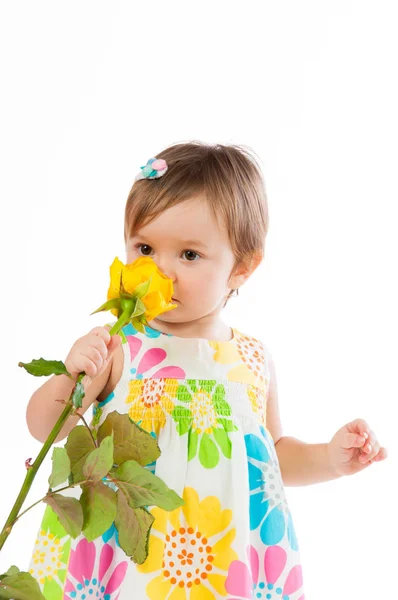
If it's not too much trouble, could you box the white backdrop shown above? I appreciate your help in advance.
[0,2,396,598]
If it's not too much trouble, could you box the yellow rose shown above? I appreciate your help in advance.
[107,256,177,322]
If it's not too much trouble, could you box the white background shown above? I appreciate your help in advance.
[0,1,396,598]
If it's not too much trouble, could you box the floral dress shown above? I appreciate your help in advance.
[28,323,305,599]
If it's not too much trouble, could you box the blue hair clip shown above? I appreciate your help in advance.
[135,157,168,181]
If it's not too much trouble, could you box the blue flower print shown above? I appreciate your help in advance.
[245,426,299,550]
[102,521,120,546]
[122,322,163,339]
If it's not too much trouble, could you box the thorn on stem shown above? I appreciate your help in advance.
[25,458,33,469]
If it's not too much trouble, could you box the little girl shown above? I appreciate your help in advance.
[26,141,387,600]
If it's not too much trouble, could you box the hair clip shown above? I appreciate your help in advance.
[134,157,168,181]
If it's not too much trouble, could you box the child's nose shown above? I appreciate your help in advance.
[155,258,176,282]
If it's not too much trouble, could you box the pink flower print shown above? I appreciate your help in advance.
[126,334,185,380]
[64,538,128,600]
[225,545,260,599]
[264,546,304,599]
[124,334,186,435]
[225,545,304,600]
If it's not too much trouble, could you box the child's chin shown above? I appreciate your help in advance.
[157,311,180,322]
[151,310,180,325]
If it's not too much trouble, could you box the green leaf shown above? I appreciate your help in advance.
[0,570,45,600]
[90,405,103,442]
[90,297,121,316]
[65,426,96,483]
[83,434,114,483]
[18,358,70,378]
[97,411,160,467]
[48,447,71,488]
[91,404,103,426]
[133,278,151,300]
[80,481,117,542]
[112,460,184,511]
[115,490,154,564]
[131,317,145,333]
[132,297,146,317]
[71,380,85,409]
[43,494,84,539]
[0,566,19,579]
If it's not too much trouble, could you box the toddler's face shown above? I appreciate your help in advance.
[125,195,237,327]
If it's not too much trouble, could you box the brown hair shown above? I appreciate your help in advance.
[124,141,269,306]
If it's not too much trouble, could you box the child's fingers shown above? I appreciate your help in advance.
[361,429,376,452]
[373,447,388,461]
[108,335,121,355]
[348,418,370,438]
[342,432,368,449]
[343,423,387,465]
[103,325,121,351]
[90,325,112,344]
[359,437,380,463]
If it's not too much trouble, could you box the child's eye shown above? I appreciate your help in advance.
[135,244,200,262]
[182,250,200,262]
[136,244,153,256]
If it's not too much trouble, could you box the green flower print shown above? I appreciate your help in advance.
[171,379,237,469]
[90,404,104,441]
[29,504,71,599]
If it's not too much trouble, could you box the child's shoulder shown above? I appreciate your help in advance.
[233,326,270,350]
[233,326,273,370]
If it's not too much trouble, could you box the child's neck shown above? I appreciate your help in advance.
[146,315,233,341]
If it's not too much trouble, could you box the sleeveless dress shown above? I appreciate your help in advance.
[28,322,305,600]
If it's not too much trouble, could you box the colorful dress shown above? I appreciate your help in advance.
[28,323,305,599]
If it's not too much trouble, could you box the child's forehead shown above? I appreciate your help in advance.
[131,231,210,250]
[131,198,227,244]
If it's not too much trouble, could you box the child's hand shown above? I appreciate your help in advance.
[64,325,121,382]
[327,418,388,477]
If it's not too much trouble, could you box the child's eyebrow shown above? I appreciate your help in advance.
[180,239,209,249]
[133,235,209,250]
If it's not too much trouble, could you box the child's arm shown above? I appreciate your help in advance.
[25,326,120,444]
[266,354,341,486]
[267,355,387,484]
[25,361,113,445]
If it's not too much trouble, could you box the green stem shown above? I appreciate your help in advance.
[74,408,97,447]
[0,373,85,551]
[112,309,131,334]
[0,315,125,552]
[8,480,90,528]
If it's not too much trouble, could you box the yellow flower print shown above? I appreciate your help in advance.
[28,504,71,598]
[247,386,267,425]
[125,378,178,435]
[30,529,64,585]
[138,487,237,599]
[210,329,269,391]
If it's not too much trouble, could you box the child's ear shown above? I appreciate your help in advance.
[228,250,263,290]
